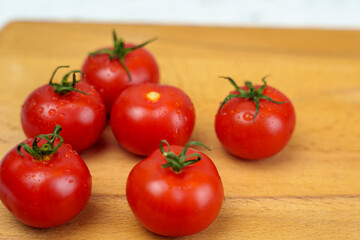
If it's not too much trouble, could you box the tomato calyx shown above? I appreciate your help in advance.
[218,76,283,122]
[49,65,88,95]
[89,31,157,82]
[17,125,64,161]
[159,140,212,173]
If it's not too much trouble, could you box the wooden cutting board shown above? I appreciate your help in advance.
[0,21,359,239]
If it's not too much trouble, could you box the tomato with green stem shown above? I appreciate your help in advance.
[21,65,107,153]
[82,31,159,111]
[215,76,296,160]
[126,140,224,236]
[0,125,92,228]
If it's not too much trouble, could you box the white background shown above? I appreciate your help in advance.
[1,0,360,30]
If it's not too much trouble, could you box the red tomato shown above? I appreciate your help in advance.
[0,125,92,228]
[21,66,106,153]
[110,83,195,156]
[82,32,159,111]
[126,140,224,236]
[215,76,296,160]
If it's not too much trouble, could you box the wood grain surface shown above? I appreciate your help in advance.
[0,21,360,239]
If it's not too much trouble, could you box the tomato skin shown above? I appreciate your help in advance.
[82,44,159,111]
[215,85,296,160]
[21,82,106,153]
[126,145,224,236]
[110,83,195,156]
[0,138,92,228]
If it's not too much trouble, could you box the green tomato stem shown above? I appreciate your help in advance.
[160,140,212,173]
[49,66,88,95]
[218,76,284,122]
[89,30,157,82]
[17,125,64,160]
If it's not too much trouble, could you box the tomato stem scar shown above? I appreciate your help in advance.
[17,125,64,160]
[218,76,283,123]
[159,140,212,173]
[146,91,161,102]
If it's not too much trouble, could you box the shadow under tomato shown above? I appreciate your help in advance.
[220,141,297,169]
[139,200,233,239]
[21,196,97,230]
[199,203,234,238]
[79,126,145,163]
[79,128,113,155]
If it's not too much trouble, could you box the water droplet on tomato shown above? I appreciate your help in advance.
[48,109,56,116]
[110,66,117,72]
[51,96,58,101]
[38,107,44,114]
[59,113,65,120]
[176,109,181,114]
[98,104,105,111]
[68,179,74,183]
[243,112,254,121]
[65,153,71,158]
[172,128,179,138]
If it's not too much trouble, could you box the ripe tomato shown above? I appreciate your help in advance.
[82,31,159,111]
[215,76,296,160]
[21,66,107,153]
[110,83,195,156]
[126,140,224,236]
[0,125,92,228]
